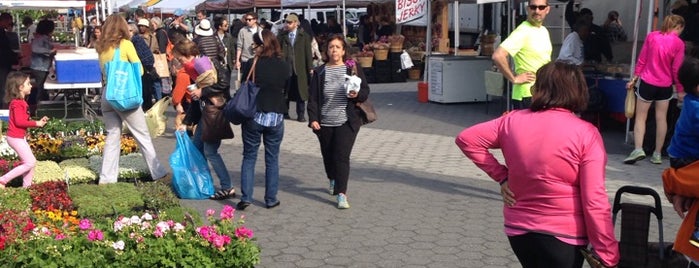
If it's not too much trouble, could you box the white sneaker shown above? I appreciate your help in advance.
[337,193,350,209]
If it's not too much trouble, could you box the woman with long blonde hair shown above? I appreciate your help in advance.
[95,14,169,184]
[624,14,685,165]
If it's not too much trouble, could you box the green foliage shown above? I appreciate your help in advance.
[136,182,180,211]
[28,119,105,137]
[69,183,144,218]
[160,206,203,226]
[0,188,30,213]
[58,158,97,184]
[32,161,64,184]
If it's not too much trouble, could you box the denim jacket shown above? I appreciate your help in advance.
[30,35,54,72]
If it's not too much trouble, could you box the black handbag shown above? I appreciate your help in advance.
[201,103,234,142]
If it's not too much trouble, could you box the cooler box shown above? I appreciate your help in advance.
[598,77,629,113]
[0,109,8,122]
[54,48,102,83]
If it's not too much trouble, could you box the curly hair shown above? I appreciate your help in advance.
[95,14,131,53]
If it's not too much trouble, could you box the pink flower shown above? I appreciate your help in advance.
[220,205,234,220]
[173,223,185,232]
[88,230,104,241]
[197,226,216,240]
[113,220,124,231]
[153,229,164,238]
[206,209,215,217]
[235,226,254,239]
[79,219,93,230]
[212,234,231,248]
[55,234,66,240]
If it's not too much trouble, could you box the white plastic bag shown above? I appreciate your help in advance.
[400,50,414,70]
[344,75,362,95]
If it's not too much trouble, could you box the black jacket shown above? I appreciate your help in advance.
[307,63,370,132]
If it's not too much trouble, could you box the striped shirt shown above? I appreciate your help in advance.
[321,65,348,127]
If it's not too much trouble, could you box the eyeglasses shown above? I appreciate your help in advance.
[528,5,548,11]
[285,20,295,24]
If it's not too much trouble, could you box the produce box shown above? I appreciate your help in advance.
[54,48,101,83]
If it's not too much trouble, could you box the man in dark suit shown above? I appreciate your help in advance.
[278,13,313,122]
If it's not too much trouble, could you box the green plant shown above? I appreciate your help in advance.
[0,187,31,212]
[160,206,203,226]
[136,182,180,211]
[32,161,64,184]
[59,158,97,184]
[1,208,261,267]
[69,183,144,218]
[88,154,149,181]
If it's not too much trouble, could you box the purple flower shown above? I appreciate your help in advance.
[79,219,93,230]
[345,59,356,69]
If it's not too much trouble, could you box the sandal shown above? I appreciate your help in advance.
[210,188,236,200]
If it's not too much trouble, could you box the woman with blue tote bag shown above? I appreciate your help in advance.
[95,14,170,184]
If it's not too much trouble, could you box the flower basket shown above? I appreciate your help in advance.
[390,43,403,53]
[357,56,373,68]
[408,68,421,80]
[374,48,389,61]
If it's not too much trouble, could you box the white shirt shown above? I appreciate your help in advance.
[557,32,584,66]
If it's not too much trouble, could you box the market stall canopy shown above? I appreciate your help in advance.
[0,0,86,9]
[282,0,392,7]
[149,0,208,13]
[197,0,283,11]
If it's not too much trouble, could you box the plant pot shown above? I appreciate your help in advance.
[408,68,421,80]
[390,43,403,52]
[374,48,389,61]
[357,56,373,68]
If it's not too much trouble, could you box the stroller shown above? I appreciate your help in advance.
[612,186,689,268]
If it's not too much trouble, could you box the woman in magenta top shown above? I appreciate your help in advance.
[456,61,619,268]
[624,15,685,165]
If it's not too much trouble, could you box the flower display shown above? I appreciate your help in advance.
[29,181,74,211]
[0,137,18,160]
[59,158,98,184]
[88,153,150,180]
[387,34,405,45]
[32,160,64,184]
[355,45,375,57]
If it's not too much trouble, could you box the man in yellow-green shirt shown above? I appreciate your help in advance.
[492,0,552,109]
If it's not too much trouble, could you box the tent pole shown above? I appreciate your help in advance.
[454,1,459,55]
[342,0,346,36]
[424,0,432,84]
[626,0,643,145]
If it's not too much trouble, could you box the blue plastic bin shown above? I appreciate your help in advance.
[598,77,629,113]
[54,49,102,83]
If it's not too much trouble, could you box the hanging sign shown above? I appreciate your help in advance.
[396,0,427,24]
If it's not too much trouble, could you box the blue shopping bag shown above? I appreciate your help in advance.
[104,46,143,111]
[169,131,215,199]
[223,80,259,125]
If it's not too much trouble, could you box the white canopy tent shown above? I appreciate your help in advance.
[0,0,87,47]
[149,0,208,13]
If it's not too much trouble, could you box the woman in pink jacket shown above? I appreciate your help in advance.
[456,61,619,268]
[624,15,685,165]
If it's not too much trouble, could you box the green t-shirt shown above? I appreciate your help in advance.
[499,21,552,100]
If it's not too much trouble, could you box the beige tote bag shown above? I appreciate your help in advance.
[625,87,636,119]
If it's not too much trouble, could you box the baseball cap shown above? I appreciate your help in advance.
[286,14,299,23]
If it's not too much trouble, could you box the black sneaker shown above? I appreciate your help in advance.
[236,201,251,211]
[690,230,699,248]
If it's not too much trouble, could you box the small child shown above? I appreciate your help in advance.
[0,72,48,188]
[667,58,699,247]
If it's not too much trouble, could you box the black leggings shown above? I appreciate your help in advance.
[508,232,585,268]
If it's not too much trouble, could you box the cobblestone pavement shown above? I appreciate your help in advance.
[148,81,680,267]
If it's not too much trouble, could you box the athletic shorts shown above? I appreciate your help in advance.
[636,80,673,102]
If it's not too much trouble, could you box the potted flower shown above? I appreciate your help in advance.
[354,45,375,68]
[387,34,405,52]
[370,38,390,61]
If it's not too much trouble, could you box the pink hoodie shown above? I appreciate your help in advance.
[635,31,685,92]
[455,109,619,267]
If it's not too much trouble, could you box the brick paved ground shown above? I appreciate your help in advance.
[147,81,680,267]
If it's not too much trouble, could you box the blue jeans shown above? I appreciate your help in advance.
[152,79,163,100]
[240,119,284,206]
[193,118,232,191]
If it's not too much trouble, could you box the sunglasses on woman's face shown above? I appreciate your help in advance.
[528,5,548,11]
[245,18,254,21]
